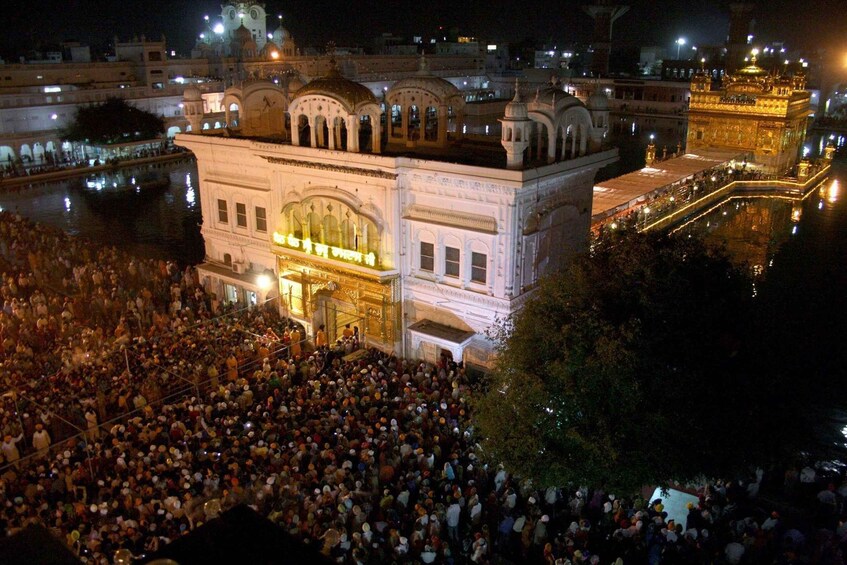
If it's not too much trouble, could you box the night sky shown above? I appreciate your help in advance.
[3,0,845,56]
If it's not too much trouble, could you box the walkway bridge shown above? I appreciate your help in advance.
[591,149,832,234]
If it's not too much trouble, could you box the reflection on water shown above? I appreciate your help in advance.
[674,162,846,280]
[0,159,204,265]
[675,197,796,276]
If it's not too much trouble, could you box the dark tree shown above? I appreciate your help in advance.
[475,229,811,493]
[62,97,165,145]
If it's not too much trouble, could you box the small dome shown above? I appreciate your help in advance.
[529,85,584,112]
[262,41,281,59]
[233,24,252,42]
[272,27,290,43]
[296,67,378,111]
[388,56,461,101]
[587,89,610,111]
[183,86,202,101]
[735,63,768,77]
[287,76,304,92]
[504,88,528,119]
[534,84,564,105]
[389,75,461,101]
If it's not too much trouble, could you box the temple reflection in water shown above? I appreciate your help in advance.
[674,176,840,277]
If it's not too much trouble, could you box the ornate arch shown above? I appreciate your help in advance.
[560,107,592,158]
[278,194,383,260]
[222,90,243,128]
[527,111,558,164]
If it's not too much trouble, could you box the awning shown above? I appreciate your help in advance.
[592,148,746,222]
[197,261,262,290]
[408,319,476,347]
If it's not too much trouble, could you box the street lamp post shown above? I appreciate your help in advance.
[676,37,686,60]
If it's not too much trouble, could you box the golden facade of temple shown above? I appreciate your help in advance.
[687,58,811,173]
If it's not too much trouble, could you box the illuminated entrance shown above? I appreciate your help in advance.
[275,253,399,351]
[318,296,365,346]
[275,193,399,350]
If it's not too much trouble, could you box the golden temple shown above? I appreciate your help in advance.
[687,55,812,173]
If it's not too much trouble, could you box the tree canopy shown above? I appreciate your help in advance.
[62,97,165,145]
[474,229,823,493]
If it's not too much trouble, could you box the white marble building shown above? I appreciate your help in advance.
[176,64,617,367]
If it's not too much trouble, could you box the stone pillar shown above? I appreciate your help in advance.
[328,120,336,150]
[310,116,318,148]
[560,128,567,160]
[588,126,604,152]
[372,113,381,154]
[291,117,301,146]
[536,126,543,160]
[355,218,363,252]
[437,106,448,145]
[347,115,360,153]
[547,129,557,164]
[579,126,588,156]
[401,106,409,144]
[420,110,428,142]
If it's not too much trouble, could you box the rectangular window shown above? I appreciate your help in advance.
[255,206,267,232]
[217,199,228,223]
[445,246,460,278]
[471,252,487,283]
[420,242,434,272]
[236,203,247,228]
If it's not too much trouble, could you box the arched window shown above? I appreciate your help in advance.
[333,117,347,151]
[532,122,548,161]
[390,105,402,137]
[407,105,420,140]
[362,217,380,256]
[307,212,322,241]
[323,214,340,246]
[340,218,356,249]
[424,106,438,141]
[315,116,329,149]
[228,102,240,127]
[359,115,373,152]
[298,115,310,146]
[282,204,303,238]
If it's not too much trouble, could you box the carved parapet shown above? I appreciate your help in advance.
[403,204,498,234]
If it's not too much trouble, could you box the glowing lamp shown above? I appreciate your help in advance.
[256,274,272,291]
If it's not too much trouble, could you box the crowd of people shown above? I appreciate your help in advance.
[1,210,846,564]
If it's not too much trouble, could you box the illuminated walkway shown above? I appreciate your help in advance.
[591,149,831,233]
